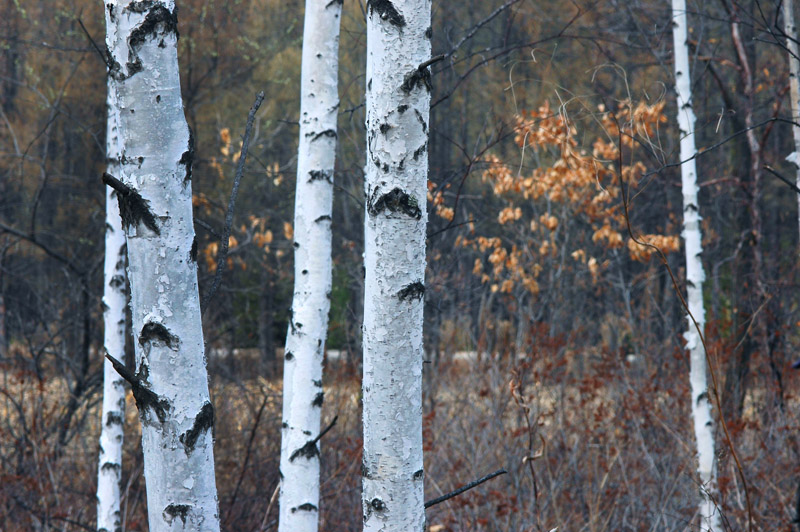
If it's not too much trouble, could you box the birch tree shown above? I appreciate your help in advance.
[671,1,720,529]
[783,0,800,238]
[362,0,431,529]
[278,0,342,530]
[104,2,220,530]
[97,6,126,529]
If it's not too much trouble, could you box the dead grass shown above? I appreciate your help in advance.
[2,344,799,531]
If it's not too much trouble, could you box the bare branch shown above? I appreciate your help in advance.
[424,469,507,509]
[202,91,265,310]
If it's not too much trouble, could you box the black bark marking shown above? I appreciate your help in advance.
[371,498,386,511]
[190,236,198,262]
[179,401,215,455]
[125,3,179,77]
[401,66,432,93]
[139,322,180,350]
[291,503,318,513]
[415,109,427,132]
[312,392,324,407]
[425,26,432,38]
[367,0,406,27]
[361,462,372,478]
[289,439,319,462]
[326,0,343,6]
[106,354,170,424]
[101,462,122,473]
[312,379,322,387]
[109,274,125,288]
[180,127,194,184]
[163,504,190,525]
[106,412,124,426]
[367,187,422,219]
[308,169,333,183]
[413,468,424,480]
[413,142,427,160]
[379,123,392,134]
[397,104,408,114]
[103,173,160,235]
[306,129,337,141]
[302,269,308,275]
[315,215,332,223]
[285,351,294,360]
[398,281,425,301]
[156,94,161,103]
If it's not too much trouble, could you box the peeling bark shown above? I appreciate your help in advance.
[278,0,342,531]
[362,0,430,530]
[671,1,720,530]
[107,2,220,530]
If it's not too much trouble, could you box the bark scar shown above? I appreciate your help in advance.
[398,281,425,301]
[367,187,422,219]
[103,173,160,235]
[179,402,215,455]
[367,0,406,27]
[106,354,170,424]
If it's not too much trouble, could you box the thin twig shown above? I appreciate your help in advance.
[764,164,800,195]
[202,91,265,309]
[313,415,339,446]
[259,482,281,532]
[226,394,269,521]
[76,18,112,69]
[611,115,753,530]
[424,469,507,509]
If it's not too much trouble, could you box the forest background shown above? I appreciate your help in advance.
[1,0,800,530]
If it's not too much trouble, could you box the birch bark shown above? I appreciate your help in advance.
[97,5,126,529]
[783,0,800,238]
[671,1,720,530]
[362,1,431,530]
[278,0,341,530]
[105,2,220,531]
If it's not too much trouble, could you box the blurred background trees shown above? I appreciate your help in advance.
[2,0,800,529]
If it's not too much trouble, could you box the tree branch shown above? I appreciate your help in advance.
[202,91,265,310]
[424,468,507,509]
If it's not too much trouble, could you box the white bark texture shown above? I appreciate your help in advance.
[671,1,720,530]
[783,0,800,238]
[362,1,431,530]
[278,0,342,530]
[107,2,220,531]
[97,5,126,529]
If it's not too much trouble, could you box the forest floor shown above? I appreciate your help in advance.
[2,346,799,530]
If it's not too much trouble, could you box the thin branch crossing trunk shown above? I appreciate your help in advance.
[278,0,342,530]
[105,2,220,530]
[362,0,431,530]
[671,1,720,530]
[97,6,126,529]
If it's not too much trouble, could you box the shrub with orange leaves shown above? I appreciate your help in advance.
[460,99,678,296]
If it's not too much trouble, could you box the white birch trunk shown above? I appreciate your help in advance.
[671,1,720,530]
[97,5,126,528]
[362,1,431,529]
[278,0,342,530]
[106,2,220,531]
[783,0,800,238]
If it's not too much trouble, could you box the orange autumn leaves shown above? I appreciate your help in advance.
[458,100,679,295]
